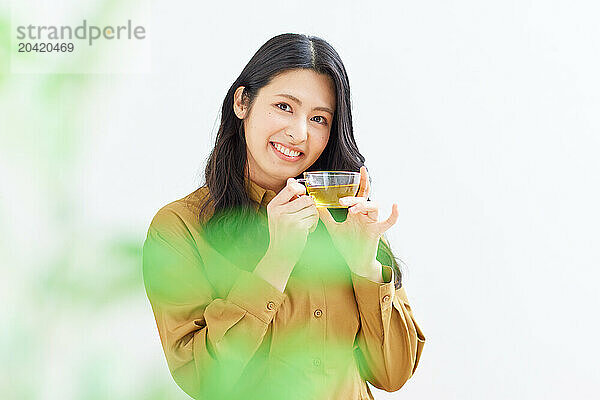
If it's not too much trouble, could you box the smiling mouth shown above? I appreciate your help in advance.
[270,141,304,160]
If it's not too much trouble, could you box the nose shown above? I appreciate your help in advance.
[286,116,308,144]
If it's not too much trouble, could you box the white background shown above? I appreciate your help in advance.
[3,0,600,399]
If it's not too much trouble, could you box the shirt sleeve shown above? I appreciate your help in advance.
[350,264,426,392]
[142,206,286,399]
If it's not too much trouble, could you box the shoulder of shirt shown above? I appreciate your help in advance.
[148,186,215,234]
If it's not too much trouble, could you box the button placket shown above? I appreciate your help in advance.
[266,301,276,311]
[306,278,326,373]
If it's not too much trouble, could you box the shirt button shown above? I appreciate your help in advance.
[382,295,390,303]
[312,358,321,367]
[266,301,276,310]
[313,309,323,318]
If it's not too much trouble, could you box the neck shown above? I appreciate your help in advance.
[247,168,285,193]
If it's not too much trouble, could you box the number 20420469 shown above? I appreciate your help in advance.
[18,42,74,52]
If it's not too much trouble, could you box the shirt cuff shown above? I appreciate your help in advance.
[227,269,287,324]
[350,264,396,313]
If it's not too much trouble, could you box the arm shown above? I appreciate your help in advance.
[142,207,286,399]
[350,255,426,391]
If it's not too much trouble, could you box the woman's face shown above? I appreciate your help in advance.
[233,68,336,193]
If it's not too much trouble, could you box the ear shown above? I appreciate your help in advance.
[233,86,248,119]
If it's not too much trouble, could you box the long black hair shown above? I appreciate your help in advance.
[198,33,403,289]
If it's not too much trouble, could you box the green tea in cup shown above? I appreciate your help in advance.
[297,171,361,208]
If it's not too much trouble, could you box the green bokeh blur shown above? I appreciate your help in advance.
[0,2,189,399]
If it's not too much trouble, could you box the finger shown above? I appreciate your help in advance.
[348,204,378,223]
[348,201,379,219]
[358,166,370,198]
[281,195,316,213]
[290,202,318,220]
[364,168,371,198]
[300,214,319,233]
[357,166,368,197]
[375,203,399,233]
[308,218,318,233]
[270,178,307,206]
[317,207,339,227]
[339,196,367,207]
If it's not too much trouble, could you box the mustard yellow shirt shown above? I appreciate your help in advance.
[142,178,426,400]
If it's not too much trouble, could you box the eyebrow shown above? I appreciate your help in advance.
[275,93,335,115]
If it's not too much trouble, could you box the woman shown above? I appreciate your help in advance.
[142,33,425,400]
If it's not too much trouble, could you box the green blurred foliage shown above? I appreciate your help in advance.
[0,2,190,399]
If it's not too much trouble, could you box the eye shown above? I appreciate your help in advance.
[276,103,292,112]
[312,116,328,125]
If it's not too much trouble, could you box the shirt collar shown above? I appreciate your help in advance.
[245,175,278,212]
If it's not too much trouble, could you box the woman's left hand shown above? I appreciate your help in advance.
[317,166,399,278]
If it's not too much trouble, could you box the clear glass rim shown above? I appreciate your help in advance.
[303,170,360,175]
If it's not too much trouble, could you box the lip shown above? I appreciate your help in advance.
[270,141,304,162]
[270,141,304,154]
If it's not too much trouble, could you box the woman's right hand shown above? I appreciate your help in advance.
[265,177,318,266]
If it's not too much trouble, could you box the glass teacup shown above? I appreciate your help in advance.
[297,171,361,208]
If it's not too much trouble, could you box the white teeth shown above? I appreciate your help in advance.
[273,142,301,157]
